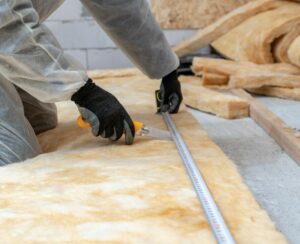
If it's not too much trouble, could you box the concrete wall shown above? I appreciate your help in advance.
[45,0,196,70]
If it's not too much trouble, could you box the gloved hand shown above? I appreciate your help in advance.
[159,69,183,113]
[71,79,135,145]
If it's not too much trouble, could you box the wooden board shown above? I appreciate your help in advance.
[202,72,229,86]
[233,89,300,165]
[229,74,300,89]
[87,68,142,79]
[183,83,249,119]
[248,86,300,100]
[179,74,229,86]
[192,57,300,76]
[0,71,286,243]
[151,0,251,29]
[174,0,278,57]
[192,57,300,89]
[179,75,203,86]
[212,1,300,63]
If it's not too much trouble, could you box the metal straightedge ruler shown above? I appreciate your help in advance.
[162,112,235,244]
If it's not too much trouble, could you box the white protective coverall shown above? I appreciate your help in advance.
[0,0,179,165]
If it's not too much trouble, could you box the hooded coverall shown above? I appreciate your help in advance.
[0,0,179,165]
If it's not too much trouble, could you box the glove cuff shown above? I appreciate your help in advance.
[71,78,93,103]
[162,69,179,86]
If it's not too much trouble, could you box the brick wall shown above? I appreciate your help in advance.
[45,0,196,70]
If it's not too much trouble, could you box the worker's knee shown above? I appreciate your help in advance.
[26,102,58,135]
[16,87,58,134]
[0,81,42,166]
[0,123,42,166]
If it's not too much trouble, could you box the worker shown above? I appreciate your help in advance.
[0,0,183,165]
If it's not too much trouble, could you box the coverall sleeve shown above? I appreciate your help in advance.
[0,0,87,103]
[81,0,179,79]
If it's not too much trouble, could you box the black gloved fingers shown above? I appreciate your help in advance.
[98,119,106,137]
[160,85,170,112]
[159,68,183,114]
[160,103,169,113]
[102,125,114,139]
[110,119,124,141]
[123,113,135,145]
[161,93,181,113]
[98,108,113,137]
[169,93,181,114]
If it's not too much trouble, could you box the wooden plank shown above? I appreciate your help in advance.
[192,58,300,76]
[174,0,277,57]
[229,74,300,89]
[202,72,229,86]
[192,58,300,89]
[179,73,229,86]
[183,83,249,119]
[248,86,300,100]
[178,75,203,86]
[212,1,300,63]
[232,89,300,165]
[151,0,251,29]
[88,68,142,79]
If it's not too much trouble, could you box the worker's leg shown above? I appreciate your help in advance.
[15,87,58,135]
[31,0,65,22]
[13,0,62,134]
[80,0,179,79]
[0,77,42,166]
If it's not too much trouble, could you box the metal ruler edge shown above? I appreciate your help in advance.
[162,112,235,244]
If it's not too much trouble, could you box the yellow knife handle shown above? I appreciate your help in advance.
[133,120,144,133]
[77,115,91,128]
[77,116,143,132]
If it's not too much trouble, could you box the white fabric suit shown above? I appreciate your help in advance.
[0,0,179,165]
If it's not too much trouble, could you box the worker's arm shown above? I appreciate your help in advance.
[1,0,134,143]
[0,0,87,103]
[81,0,179,80]
[81,0,183,113]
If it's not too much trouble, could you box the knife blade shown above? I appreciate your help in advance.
[77,116,171,141]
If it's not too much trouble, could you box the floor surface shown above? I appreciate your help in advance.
[190,96,300,244]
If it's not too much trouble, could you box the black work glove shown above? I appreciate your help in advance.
[159,69,183,113]
[71,79,135,145]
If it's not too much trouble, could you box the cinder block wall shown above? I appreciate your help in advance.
[45,0,196,70]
